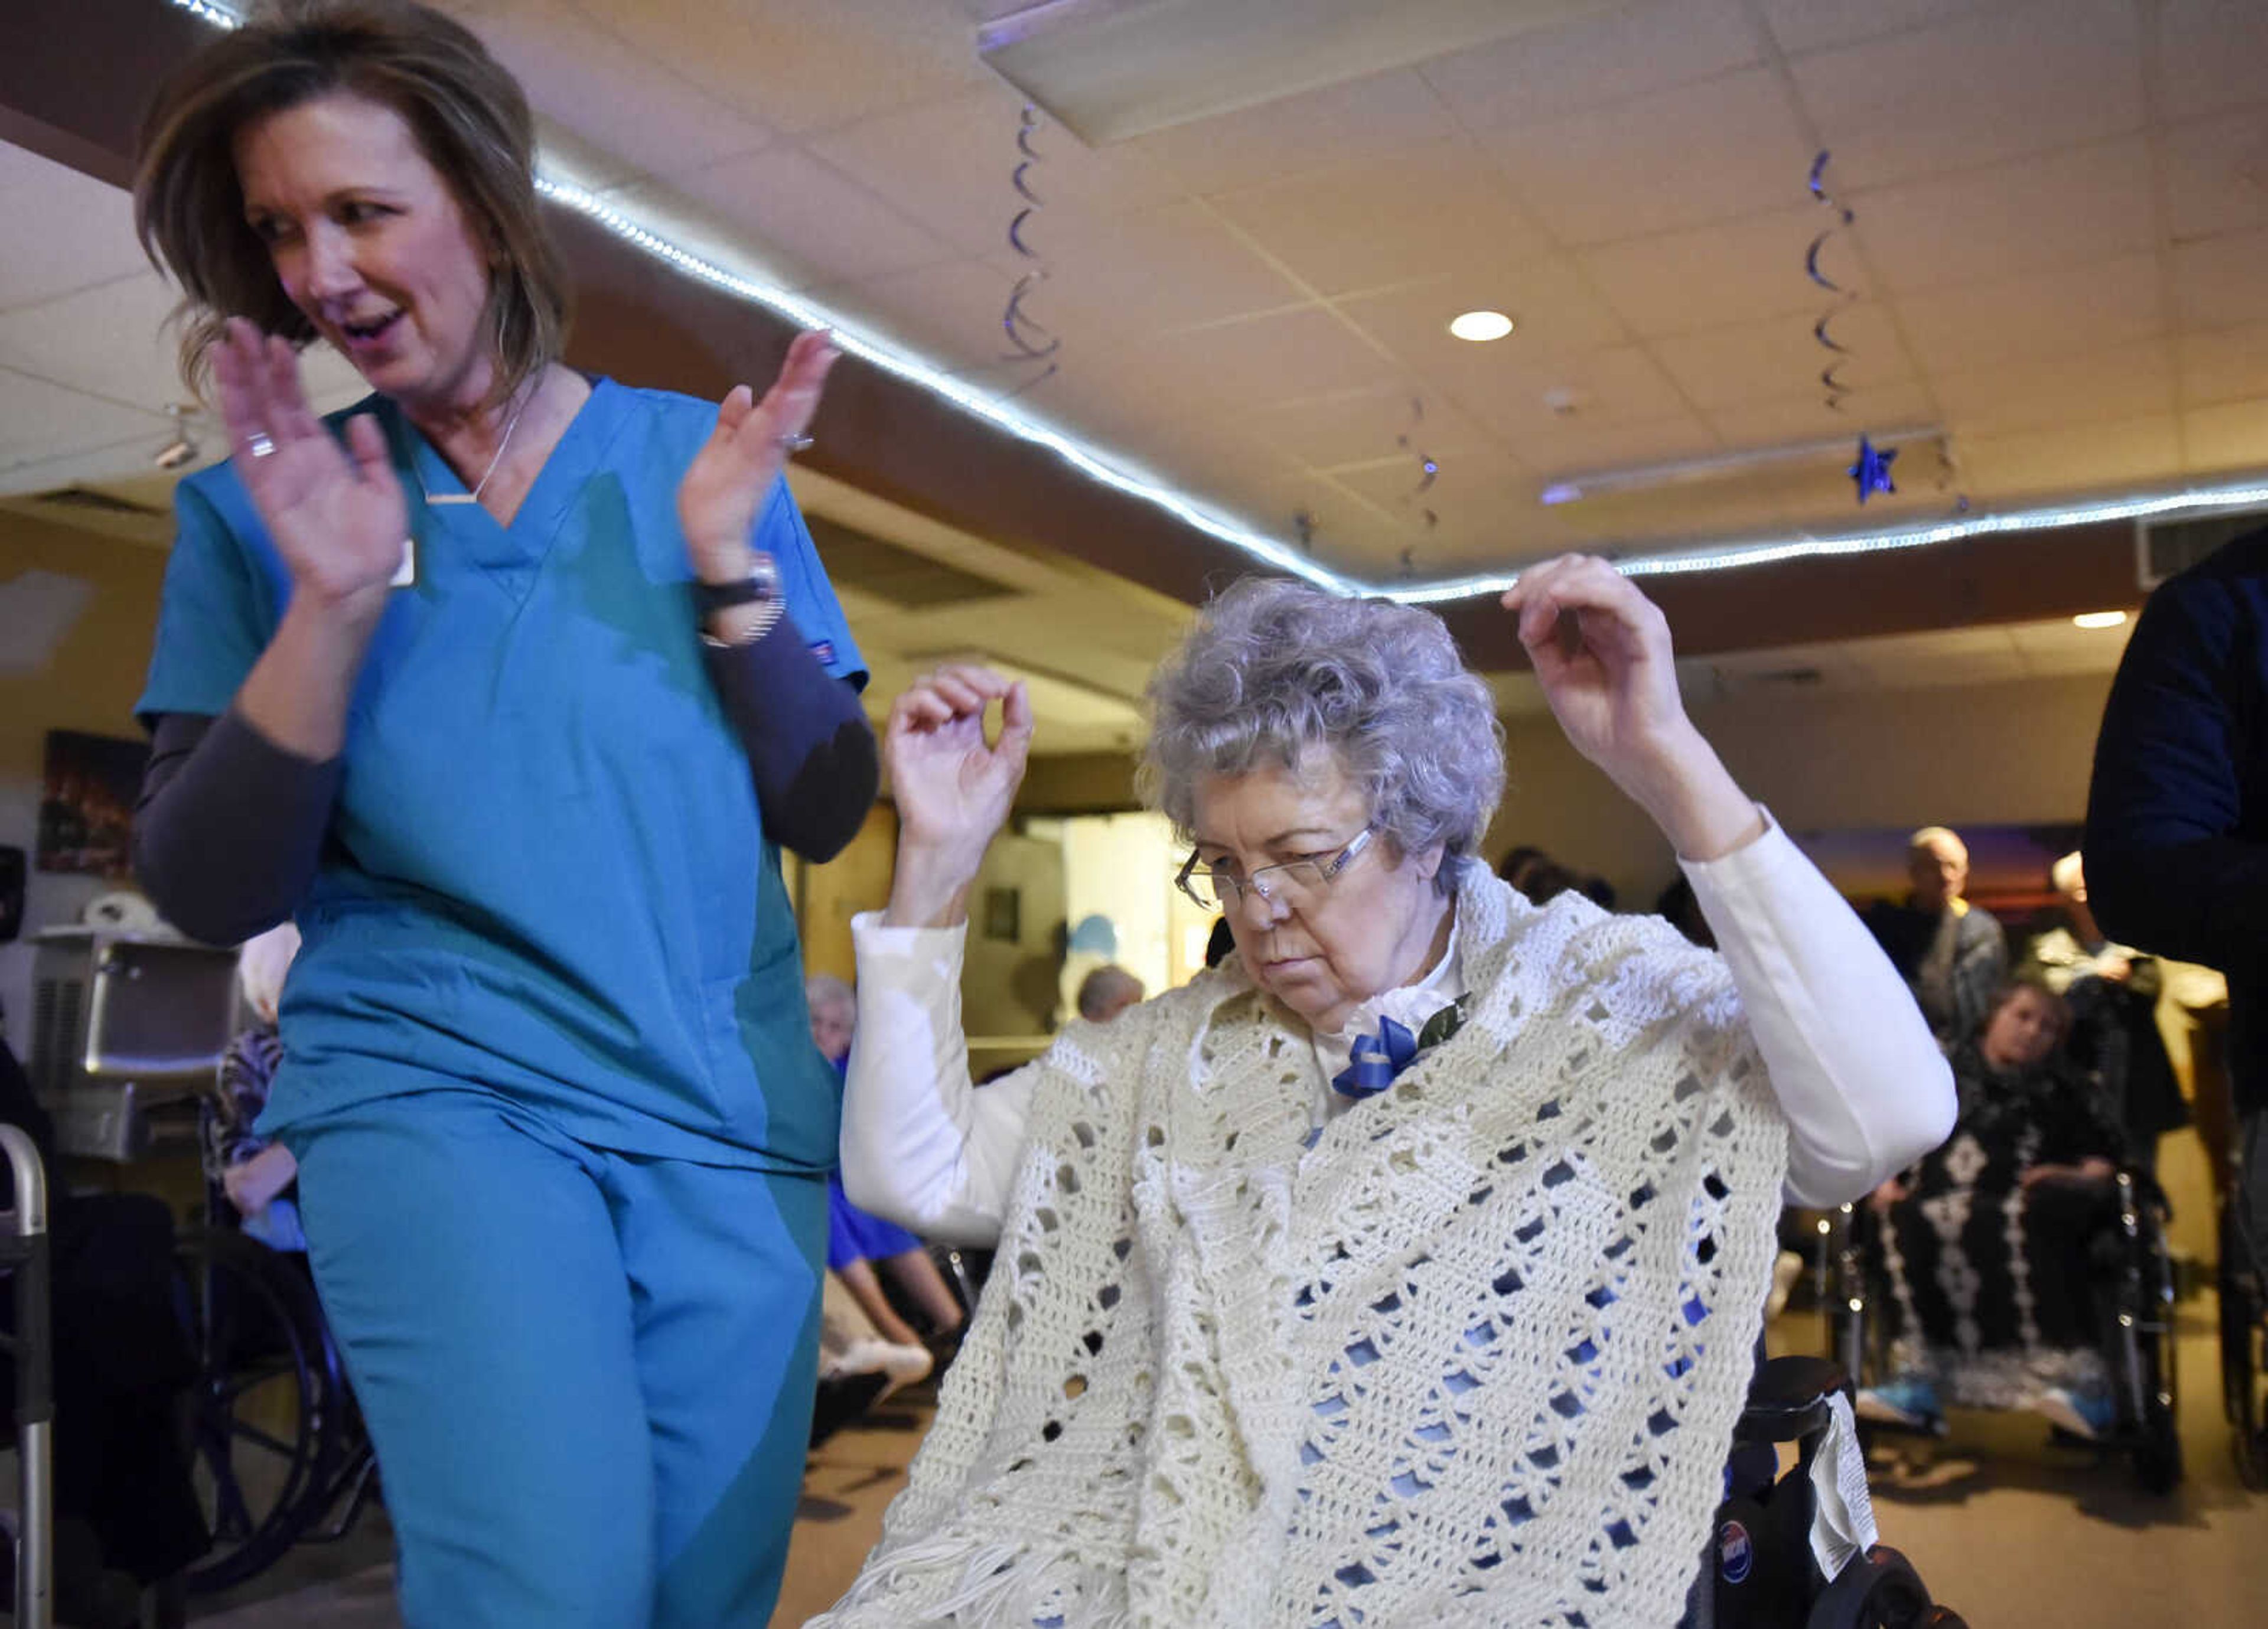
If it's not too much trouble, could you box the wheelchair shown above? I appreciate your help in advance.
[1692,1354,1967,1629]
[170,1103,379,1595]
[1821,1167,2183,1494]
[2218,1183,2268,1488]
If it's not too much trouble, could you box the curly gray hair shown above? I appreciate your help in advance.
[1138,579,1506,895]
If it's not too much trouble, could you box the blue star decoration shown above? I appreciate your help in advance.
[1849,434,1896,504]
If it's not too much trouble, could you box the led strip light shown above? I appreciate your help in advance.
[164,0,2268,602]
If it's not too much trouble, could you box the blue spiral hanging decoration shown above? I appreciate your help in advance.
[1806,151,1858,413]
[1000,106,1058,396]
[1397,396,1439,567]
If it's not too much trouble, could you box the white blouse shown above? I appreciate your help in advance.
[840,816,1955,1244]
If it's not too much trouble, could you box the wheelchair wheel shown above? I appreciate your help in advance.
[2220,1198,2268,1490]
[2111,1173,2184,1494]
[172,1228,350,1594]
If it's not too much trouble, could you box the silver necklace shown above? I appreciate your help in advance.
[417,385,535,508]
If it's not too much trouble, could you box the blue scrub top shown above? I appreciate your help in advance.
[138,378,866,1172]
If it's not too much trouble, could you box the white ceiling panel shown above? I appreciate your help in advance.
[0,146,151,314]
[636,146,953,290]
[812,255,1025,374]
[1246,384,1499,474]
[1755,0,1997,58]
[1957,413,2184,497]
[2157,0,2268,125]
[1850,136,2156,295]
[2172,226,2268,331]
[2180,398,2268,474]
[1650,304,1914,410]
[1448,343,1693,441]
[1488,411,1723,481]
[0,367,170,481]
[1418,0,1763,131]
[1581,206,1836,338]
[1337,260,1632,374]
[1209,139,1552,297]
[1931,341,2177,438]
[2161,109,2268,247]
[1482,69,1816,249]
[1038,201,1309,335]
[1788,0,2144,190]
[2178,321,2268,406]
[1896,252,2166,373]
[1129,68,1458,197]
[1703,382,1941,449]
[0,271,186,416]
[1094,306,1400,413]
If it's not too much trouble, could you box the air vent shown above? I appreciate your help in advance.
[32,486,166,518]
[2137,510,2268,591]
[806,516,1018,610]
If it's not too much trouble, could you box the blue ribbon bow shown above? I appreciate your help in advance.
[1331,1016,1421,1099]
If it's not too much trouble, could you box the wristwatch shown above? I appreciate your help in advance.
[695,552,786,647]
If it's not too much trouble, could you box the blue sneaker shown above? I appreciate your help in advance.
[2036,1386,2118,1441]
[1856,1377,1945,1432]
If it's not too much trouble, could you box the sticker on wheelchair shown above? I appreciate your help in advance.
[1718,1519,1754,1585]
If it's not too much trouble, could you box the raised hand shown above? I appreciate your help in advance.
[1503,555,1761,862]
[677,329,839,575]
[213,317,407,611]
[882,666,1034,927]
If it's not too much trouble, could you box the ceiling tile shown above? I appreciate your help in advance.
[1451,346,1696,442]
[809,256,1029,374]
[0,368,170,478]
[1650,304,1914,410]
[2162,109,2268,246]
[2178,321,2268,405]
[1895,253,2166,372]
[2173,227,2268,330]
[1418,0,1763,131]
[472,0,773,187]
[1209,139,1552,297]
[1932,342,2177,438]
[1705,383,1943,450]
[1581,207,1833,338]
[1337,260,1631,374]
[1957,414,2184,498]
[1788,0,2143,189]
[1091,308,1401,414]
[2159,0,2268,123]
[1249,385,1498,474]
[1755,0,1996,57]
[570,0,990,136]
[638,147,954,289]
[2181,398,2268,473]
[1481,69,1814,248]
[1040,203,1312,335]
[0,146,148,314]
[0,272,187,414]
[1130,69,1458,196]
[1850,136,2156,294]
[807,89,1183,262]
[1490,412,1724,481]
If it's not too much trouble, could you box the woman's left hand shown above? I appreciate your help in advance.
[677,329,839,577]
[1503,556,1761,860]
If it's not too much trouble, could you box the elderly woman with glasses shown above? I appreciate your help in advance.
[827,562,1953,1629]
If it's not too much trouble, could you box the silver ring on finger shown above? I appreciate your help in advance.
[775,433,814,455]
[247,433,276,459]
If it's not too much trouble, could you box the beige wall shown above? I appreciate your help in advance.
[0,516,168,1055]
[1484,672,2117,907]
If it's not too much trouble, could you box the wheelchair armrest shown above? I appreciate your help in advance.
[1738,1354,1849,1444]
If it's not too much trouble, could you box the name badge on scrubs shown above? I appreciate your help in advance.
[391,536,416,588]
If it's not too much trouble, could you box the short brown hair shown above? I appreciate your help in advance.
[134,0,569,406]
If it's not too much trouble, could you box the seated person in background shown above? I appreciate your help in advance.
[2026,851,2185,1175]
[1074,963,1145,1024]
[1863,825,2008,1050]
[1859,982,2126,1440]
[807,974,966,1371]
[820,562,1951,1627]
[206,923,305,1249]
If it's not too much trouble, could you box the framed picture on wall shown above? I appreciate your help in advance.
[37,729,148,878]
[982,886,1021,943]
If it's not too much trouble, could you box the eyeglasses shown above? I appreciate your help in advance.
[1175,827,1374,912]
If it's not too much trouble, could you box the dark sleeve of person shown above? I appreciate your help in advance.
[702,617,879,863]
[2084,574,2268,978]
[132,711,341,946]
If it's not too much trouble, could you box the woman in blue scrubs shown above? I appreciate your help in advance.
[129,4,875,1624]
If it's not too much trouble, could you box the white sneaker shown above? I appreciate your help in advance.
[830,1337,933,1400]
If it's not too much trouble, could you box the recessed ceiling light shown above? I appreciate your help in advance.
[1449,310,1514,343]
[2073,611,2129,630]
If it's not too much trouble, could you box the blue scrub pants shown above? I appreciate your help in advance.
[287,1089,825,1628]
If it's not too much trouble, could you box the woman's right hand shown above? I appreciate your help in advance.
[882,666,1032,927]
[214,318,406,615]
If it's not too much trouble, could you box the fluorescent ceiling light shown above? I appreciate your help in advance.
[156,0,2268,605]
[2073,611,2129,630]
[1449,310,1515,343]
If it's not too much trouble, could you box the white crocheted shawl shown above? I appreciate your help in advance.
[817,868,1789,1629]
